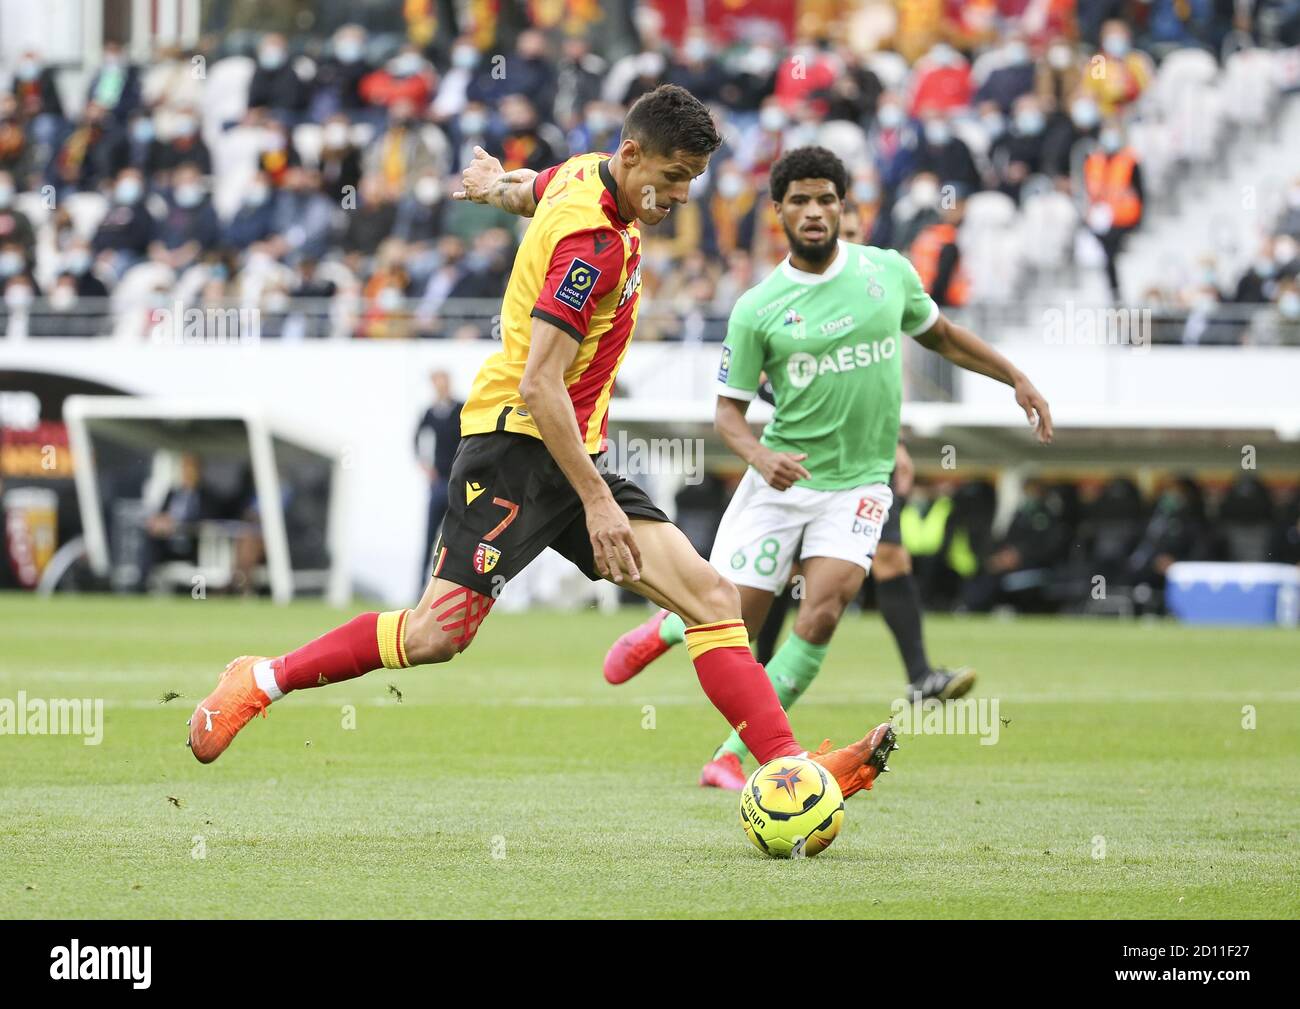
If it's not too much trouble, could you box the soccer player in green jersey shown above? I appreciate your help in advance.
[603,146,1053,790]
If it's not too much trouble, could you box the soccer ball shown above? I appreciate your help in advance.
[740,755,844,858]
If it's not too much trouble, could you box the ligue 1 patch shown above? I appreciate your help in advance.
[717,345,732,382]
[554,257,601,311]
[473,542,501,575]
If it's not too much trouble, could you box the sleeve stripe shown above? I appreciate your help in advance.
[904,301,941,337]
[531,307,585,342]
[715,382,757,402]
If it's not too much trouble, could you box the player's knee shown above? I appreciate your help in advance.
[873,542,911,580]
[794,598,846,645]
[402,608,463,665]
[693,568,741,624]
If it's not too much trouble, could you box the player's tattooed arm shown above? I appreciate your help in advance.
[915,314,1054,444]
[452,145,539,217]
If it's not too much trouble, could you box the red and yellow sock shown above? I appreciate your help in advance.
[271,609,410,695]
[685,619,802,763]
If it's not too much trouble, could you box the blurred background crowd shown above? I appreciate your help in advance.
[1,0,1299,342]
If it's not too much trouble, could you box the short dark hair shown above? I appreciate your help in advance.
[623,84,722,158]
[769,146,848,202]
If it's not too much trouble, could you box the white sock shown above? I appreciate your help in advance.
[253,659,284,701]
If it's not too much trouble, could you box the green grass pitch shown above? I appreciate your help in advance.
[1,594,1296,919]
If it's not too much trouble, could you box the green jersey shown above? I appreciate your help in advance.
[716,241,939,490]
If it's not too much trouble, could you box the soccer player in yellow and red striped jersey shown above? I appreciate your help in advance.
[185,85,897,802]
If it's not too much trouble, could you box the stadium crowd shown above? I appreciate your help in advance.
[0,1,1298,341]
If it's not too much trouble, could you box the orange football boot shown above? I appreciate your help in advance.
[187,656,272,763]
[808,722,898,799]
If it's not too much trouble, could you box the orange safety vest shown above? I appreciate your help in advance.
[909,222,969,306]
[1084,148,1142,229]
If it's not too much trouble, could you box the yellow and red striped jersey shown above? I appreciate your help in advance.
[459,152,643,453]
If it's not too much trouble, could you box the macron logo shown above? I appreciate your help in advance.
[50,940,151,989]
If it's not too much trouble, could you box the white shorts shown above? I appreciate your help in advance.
[708,468,894,593]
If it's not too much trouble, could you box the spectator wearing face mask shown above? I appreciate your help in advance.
[497,94,562,175]
[500,30,559,117]
[393,172,445,244]
[705,160,758,258]
[0,274,37,337]
[9,50,65,123]
[908,43,974,119]
[363,100,445,200]
[1277,179,1300,240]
[451,101,492,165]
[256,121,301,188]
[988,94,1048,202]
[568,101,622,156]
[1036,39,1082,111]
[974,35,1036,113]
[359,46,436,112]
[1040,94,1101,179]
[247,34,310,118]
[153,162,219,271]
[718,42,778,113]
[85,42,142,124]
[868,93,919,196]
[125,111,167,178]
[667,28,726,106]
[38,271,107,337]
[1083,120,1143,301]
[341,174,398,256]
[552,36,608,130]
[222,172,277,250]
[155,107,210,174]
[267,167,336,262]
[311,24,373,121]
[892,171,943,253]
[92,169,155,270]
[318,116,362,203]
[0,241,37,294]
[908,195,970,307]
[1234,240,1284,304]
[0,172,36,260]
[50,102,128,194]
[59,240,108,298]
[431,37,483,123]
[1080,21,1153,119]
[914,112,980,195]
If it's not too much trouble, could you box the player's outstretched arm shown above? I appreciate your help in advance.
[916,314,1054,444]
[451,145,539,217]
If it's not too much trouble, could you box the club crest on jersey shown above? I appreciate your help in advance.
[473,542,501,575]
[555,257,601,311]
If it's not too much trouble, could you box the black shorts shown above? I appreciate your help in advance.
[433,432,670,595]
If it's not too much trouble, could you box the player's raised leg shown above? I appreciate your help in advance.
[187,575,492,763]
[603,587,773,685]
[625,519,895,798]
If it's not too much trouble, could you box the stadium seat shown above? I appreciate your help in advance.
[201,55,255,136]
[864,50,910,92]
[293,123,324,169]
[62,192,110,241]
[1019,190,1079,271]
